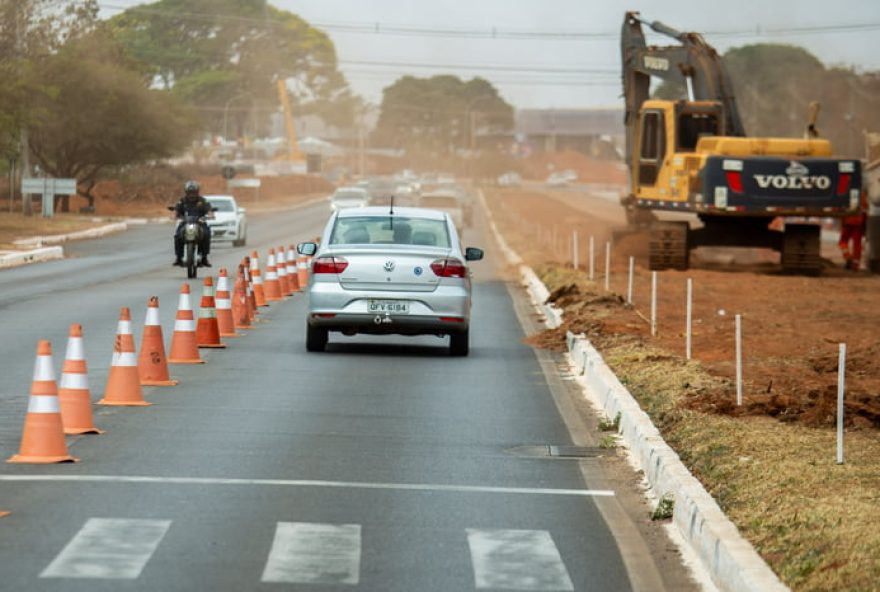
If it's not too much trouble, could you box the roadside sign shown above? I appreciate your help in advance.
[222,165,236,179]
[21,177,77,218]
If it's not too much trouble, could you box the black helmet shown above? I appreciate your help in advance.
[184,180,200,196]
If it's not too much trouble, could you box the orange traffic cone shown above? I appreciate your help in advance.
[196,276,226,348]
[233,264,253,330]
[168,283,204,364]
[287,245,300,293]
[58,324,103,434]
[244,258,258,317]
[216,268,238,337]
[264,248,283,301]
[0,511,9,518]
[297,253,309,289]
[251,251,268,307]
[99,307,150,406]
[139,296,178,386]
[7,341,78,463]
[276,246,291,296]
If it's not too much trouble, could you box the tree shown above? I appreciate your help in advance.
[108,0,356,136]
[27,28,195,210]
[374,75,514,156]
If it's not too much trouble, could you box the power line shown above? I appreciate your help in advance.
[96,2,880,41]
[338,59,617,75]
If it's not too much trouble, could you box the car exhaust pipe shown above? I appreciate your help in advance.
[374,315,383,325]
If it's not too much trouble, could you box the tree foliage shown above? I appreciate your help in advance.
[27,28,195,208]
[108,0,357,135]
[374,75,514,156]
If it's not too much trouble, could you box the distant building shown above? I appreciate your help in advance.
[514,108,624,157]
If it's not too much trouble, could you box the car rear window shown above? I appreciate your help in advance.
[208,200,235,212]
[330,216,450,247]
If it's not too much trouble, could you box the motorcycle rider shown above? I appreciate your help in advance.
[172,180,213,267]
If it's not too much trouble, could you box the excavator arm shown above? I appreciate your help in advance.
[621,11,745,163]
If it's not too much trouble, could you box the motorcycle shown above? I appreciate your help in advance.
[169,207,211,279]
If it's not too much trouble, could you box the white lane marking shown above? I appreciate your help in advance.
[467,528,574,591]
[262,522,360,584]
[0,475,614,497]
[40,518,171,580]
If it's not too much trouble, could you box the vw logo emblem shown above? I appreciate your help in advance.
[384,260,396,272]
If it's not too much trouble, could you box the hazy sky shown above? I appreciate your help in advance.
[102,0,880,110]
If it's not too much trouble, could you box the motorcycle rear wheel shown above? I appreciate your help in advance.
[186,242,197,279]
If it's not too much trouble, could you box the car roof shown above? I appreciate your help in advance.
[333,186,368,193]
[204,195,236,201]
[336,206,446,221]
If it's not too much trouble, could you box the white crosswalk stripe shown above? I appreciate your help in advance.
[261,522,361,585]
[466,528,574,591]
[40,518,171,580]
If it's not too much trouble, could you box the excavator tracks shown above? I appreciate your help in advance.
[649,222,690,271]
[781,223,822,275]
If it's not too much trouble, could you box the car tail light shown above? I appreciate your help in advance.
[430,258,467,278]
[725,171,744,193]
[312,256,348,274]
[836,173,852,196]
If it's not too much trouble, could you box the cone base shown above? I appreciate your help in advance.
[219,332,239,337]
[64,426,104,435]
[97,399,152,406]
[234,325,254,330]
[198,343,227,349]
[7,454,78,464]
[141,379,179,386]
[168,358,205,365]
[0,511,9,518]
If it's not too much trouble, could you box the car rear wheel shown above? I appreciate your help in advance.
[449,330,469,357]
[306,325,328,352]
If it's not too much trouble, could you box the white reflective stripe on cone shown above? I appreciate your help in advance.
[178,294,192,311]
[217,278,230,291]
[117,321,133,335]
[199,308,216,319]
[216,299,231,309]
[111,352,138,367]
[145,307,161,326]
[65,338,85,361]
[33,356,55,381]
[174,319,195,332]
[28,395,61,414]
[60,373,89,390]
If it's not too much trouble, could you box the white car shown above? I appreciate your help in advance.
[205,194,247,247]
[330,187,370,211]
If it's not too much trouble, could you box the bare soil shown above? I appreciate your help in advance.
[486,187,880,429]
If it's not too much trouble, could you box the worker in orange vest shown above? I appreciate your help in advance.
[839,193,868,270]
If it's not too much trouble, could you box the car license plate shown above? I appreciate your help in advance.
[368,300,410,314]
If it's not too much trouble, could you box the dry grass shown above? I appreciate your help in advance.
[538,265,880,592]
[0,212,110,249]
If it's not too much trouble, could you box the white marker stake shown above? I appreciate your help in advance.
[650,271,657,337]
[735,314,743,406]
[686,278,693,360]
[626,256,634,304]
[572,231,579,270]
[604,241,611,292]
[589,236,595,280]
[837,343,846,465]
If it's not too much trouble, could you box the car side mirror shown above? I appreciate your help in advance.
[298,242,317,256]
[464,247,484,261]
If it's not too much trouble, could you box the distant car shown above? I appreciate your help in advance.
[561,169,578,182]
[297,206,484,356]
[329,187,370,211]
[204,194,247,247]
[419,189,471,230]
[545,172,569,187]
[497,172,521,187]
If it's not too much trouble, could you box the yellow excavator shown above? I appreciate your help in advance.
[621,12,862,273]
[276,79,305,163]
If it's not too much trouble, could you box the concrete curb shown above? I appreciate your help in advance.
[13,222,129,247]
[479,189,788,592]
[0,246,64,269]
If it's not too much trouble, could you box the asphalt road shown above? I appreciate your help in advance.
[0,199,700,591]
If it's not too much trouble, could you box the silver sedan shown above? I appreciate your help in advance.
[297,206,484,355]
